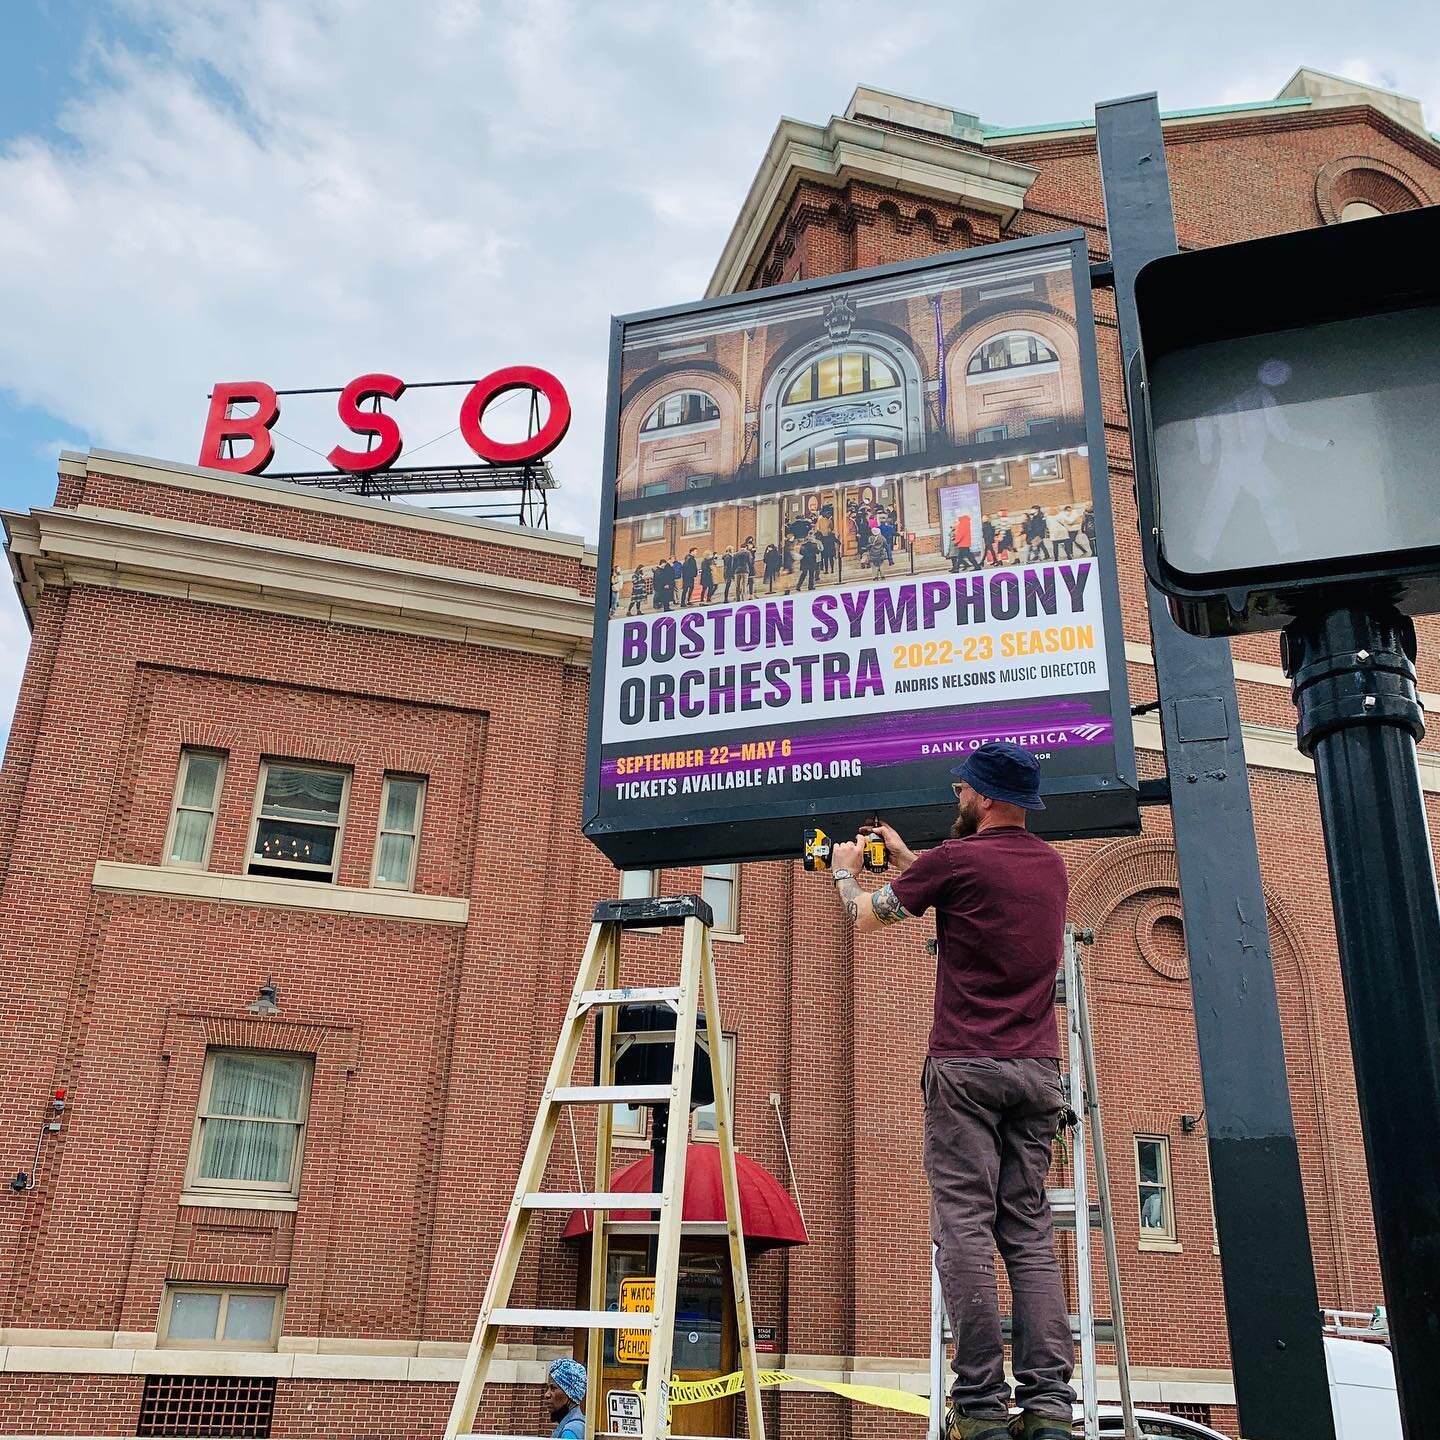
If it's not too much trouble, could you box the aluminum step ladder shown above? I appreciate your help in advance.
[929,925,1138,1440]
[445,894,766,1440]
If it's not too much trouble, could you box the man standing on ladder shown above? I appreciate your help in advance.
[824,742,1075,1440]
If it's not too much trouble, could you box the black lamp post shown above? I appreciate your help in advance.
[1129,203,1440,1437]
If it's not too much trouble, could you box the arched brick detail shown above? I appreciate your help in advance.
[1315,155,1430,223]
[1135,895,1188,980]
[943,307,1084,443]
[1070,836,1178,931]
[1071,836,1355,1302]
[614,368,743,502]
[1264,891,1354,1303]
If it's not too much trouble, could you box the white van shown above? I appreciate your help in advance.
[1076,1332,1401,1439]
[1325,1333,1401,1440]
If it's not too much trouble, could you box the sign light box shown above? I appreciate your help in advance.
[583,233,1138,867]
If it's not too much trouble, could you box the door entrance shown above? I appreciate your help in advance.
[598,1246,737,1438]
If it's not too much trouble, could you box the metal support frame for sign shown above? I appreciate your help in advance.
[584,230,1139,870]
[1096,93,1335,1439]
[212,376,557,523]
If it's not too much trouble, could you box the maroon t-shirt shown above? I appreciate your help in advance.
[890,826,1067,1059]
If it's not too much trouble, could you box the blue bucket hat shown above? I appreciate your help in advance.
[951,741,1045,810]
[547,1357,587,1405]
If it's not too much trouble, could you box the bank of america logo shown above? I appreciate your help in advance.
[1070,723,1108,741]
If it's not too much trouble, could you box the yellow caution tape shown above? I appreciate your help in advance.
[647,1368,930,1417]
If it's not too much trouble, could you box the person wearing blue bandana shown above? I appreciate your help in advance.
[545,1357,586,1439]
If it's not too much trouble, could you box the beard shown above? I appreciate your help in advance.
[950,800,980,839]
[550,1400,571,1422]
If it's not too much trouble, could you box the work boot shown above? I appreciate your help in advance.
[944,1404,1013,1440]
[1008,1413,1072,1440]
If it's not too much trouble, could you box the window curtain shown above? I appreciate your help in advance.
[199,1055,303,1186]
[261,768,344,821]
[375,834,413,884]
[170,811,211,864]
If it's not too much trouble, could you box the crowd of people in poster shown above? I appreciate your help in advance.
[610,498,1098,615]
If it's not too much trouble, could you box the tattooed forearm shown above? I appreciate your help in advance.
[871,883,911,925]
[834,874,863,929]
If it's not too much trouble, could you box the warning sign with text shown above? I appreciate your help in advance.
[617,1276,654,1367]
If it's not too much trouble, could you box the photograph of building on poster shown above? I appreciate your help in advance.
[589,237,1134,863]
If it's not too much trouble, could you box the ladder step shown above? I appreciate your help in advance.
[522,1192,664,1210]
[490,1307,653,1330]
[552,1084,672,1104]
[580,985,682,1008]
[606,1218,729,1237]
[1046,1187,1102,1231]
[460,1433,567,1439]
[995,1314,1114,1345]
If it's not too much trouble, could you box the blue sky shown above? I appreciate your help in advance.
[0,0,1435,751]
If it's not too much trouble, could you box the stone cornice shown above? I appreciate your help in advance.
[710,95,1440,299]
[0,1328,1240,1407]
[4,503,595,665]
[92,861,470,925]
[706,115,1039,296]
[62,449,599,567]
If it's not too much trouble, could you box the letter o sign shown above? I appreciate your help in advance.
[459,366,571,464]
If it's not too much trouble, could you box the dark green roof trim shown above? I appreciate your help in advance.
[980,95,1313,140]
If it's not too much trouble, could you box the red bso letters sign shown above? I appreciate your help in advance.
[197,367,571,475]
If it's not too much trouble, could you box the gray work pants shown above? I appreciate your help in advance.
[923,1056,1076,1419]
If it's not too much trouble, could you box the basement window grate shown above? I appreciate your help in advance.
[1169,1402,1212,1426]
[137,1375,275,1437]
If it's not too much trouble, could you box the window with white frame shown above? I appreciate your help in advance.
[977,461,1010,490]
[681,508,710,535]
[619,869,659,900]
[641,390,720,433]
[966,331,1058,377]
[612,867,660,1142]
[248,762,349,883]
[166,750,226,868]
[701,863,739,934]
[692,1033,736,1142]
[186,1050,312,1201]
[612,1098,648,1144]
[1136,1135,1177,1243]
[1206,1151,1219,1251]
[160,1285,284,1350]
[775,346,909,474]
[1028,454,1062,482]
[639,515,665,543]
[373,774,425,890]
[974,424,1008,443]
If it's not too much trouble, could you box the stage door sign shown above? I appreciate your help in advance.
[585,232,1137,865]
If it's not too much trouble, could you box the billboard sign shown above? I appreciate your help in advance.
[584,232,1137,866]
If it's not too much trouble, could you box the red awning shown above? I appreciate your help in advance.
[562,1147,808,1250]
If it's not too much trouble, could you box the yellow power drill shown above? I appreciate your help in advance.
[803,822,887,873]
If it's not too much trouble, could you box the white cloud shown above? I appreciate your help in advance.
[0,0,1437,741]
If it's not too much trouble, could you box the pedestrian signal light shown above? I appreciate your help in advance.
[1130,204,1440,636]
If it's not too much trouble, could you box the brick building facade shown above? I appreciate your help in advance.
[0,66,1437,1439]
